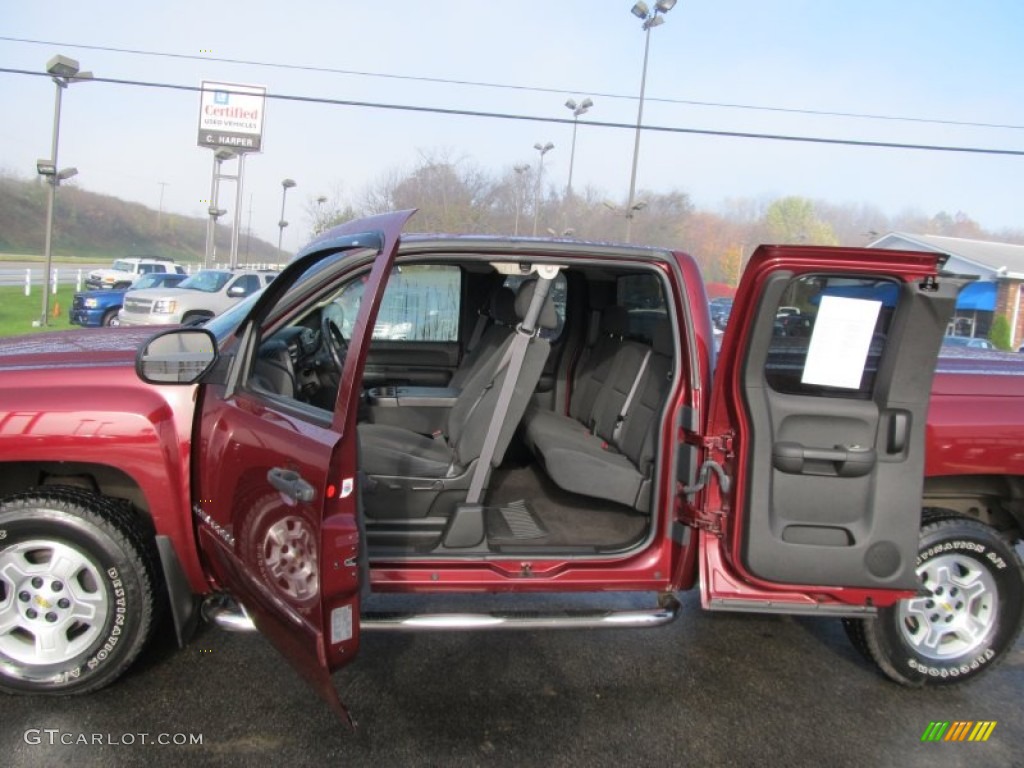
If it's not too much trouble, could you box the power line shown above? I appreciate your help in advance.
[2,34,1023,132]
[4,66,1024,159]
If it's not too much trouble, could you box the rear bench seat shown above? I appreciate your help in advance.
[524,319,673,512]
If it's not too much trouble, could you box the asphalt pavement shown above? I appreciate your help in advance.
[4,590,1022,767]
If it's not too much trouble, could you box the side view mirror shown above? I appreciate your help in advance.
[136,328,217,384]
[227,285,248,298]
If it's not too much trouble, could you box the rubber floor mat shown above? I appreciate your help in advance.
[488,500,548,541]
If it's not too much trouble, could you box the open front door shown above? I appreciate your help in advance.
[193,211,413,720]
[705,246,970,606]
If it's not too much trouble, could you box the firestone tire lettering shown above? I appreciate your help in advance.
[848,514,1023,687]
[0,487,158,695]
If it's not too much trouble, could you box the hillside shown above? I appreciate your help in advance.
[0,172,279,263]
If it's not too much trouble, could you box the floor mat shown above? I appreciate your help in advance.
[487,465,649,549]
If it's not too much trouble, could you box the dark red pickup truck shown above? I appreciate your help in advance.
[1,211,1021,719]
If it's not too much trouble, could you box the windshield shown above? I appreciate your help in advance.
[111,260,133,272]
[133,273,166,290]
[179,270,232,293]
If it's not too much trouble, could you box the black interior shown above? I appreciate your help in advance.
[251,255,678,561]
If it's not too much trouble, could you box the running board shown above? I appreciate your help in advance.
[203,594,681,634]
[706,597,877,617]
[361,596,681,632]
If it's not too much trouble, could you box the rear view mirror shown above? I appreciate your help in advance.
[136,328,217,384]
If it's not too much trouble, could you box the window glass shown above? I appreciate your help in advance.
[339,265,461,341]
[617,273,666,342]
[503,272,567,340]
[764,275,898,399]
[231,274,260,296]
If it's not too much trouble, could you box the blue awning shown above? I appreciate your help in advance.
[956,281,996,311]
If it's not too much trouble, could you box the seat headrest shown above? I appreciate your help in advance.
[514,280,559,330]
[600,306,629,337]
[490,287,517,326]
[652,320,673,356]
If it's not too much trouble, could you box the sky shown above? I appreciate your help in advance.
[2,1,1023,251]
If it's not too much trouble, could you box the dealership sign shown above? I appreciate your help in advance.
[197,81,266,152]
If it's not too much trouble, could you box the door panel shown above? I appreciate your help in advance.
[194,210,413,717]
[709,246,969,596]
[363,341,460,387]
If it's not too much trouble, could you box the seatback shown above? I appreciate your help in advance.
[568,305,629,423]
[447,281,557,469]
[449,287,516,389]
[588,339,651,442]
[615,320,674,473]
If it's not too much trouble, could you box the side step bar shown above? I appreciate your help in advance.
[363,596,681,632]
[202,594,681,634]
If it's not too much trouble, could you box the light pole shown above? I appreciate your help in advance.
[624,0,676,244]
[277,178,297,254]
[563,98,593,205]
[513,164,530,236]
[532,142,554,236]
[38,54,92,326]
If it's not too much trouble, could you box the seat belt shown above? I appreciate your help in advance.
[466,310,489,354]
[466,275,555,505]
[612,349,651,443]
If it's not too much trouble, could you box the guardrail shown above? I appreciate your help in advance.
[0,263,284,295]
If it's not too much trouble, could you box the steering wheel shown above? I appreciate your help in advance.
[320,302,348,371]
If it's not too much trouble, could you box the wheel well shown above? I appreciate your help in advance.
[923,474,1024,539]
[0,461,153,534]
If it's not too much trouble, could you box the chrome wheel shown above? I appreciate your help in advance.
[262,517,318,601]
[898,553,997,661]
[0,539,108,667]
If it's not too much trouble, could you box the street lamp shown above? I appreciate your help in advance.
[563,97,593,205]
[624,0,676,243]
[512,164,530,236]
[38,54,92,326]
[277,178,297,254]
[532,142,554,236]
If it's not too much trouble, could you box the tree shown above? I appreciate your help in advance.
[989,315,1013,351]
[763,196,838,245]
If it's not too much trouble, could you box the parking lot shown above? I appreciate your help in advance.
[5,590,1022,767]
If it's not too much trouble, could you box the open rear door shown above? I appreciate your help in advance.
[193,211,413,720]
[704,246,970,607]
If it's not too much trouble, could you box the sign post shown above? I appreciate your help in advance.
[198,82,266,268]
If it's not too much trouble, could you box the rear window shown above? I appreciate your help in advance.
[617,274,666,343]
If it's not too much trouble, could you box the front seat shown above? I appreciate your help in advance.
[358,279,558,519]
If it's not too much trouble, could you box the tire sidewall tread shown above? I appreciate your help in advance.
[859,515,1023,687]
[0,486,158,696]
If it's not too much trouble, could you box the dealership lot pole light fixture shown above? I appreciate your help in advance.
[513,164,530,236]
[277,178,297,254]
[624,0,675,243]
[38,54,92,326]
[532,142,554,236]
[563,98,593,205]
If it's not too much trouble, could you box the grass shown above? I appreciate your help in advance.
[0,285,77,337]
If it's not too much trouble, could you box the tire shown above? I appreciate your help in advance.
[0,487,159,695]
[101,309,118,327]
[850,514,1023,686]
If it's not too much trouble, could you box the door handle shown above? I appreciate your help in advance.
[267,467,316,502]
[772,442,876,477]
[887,411,910,454]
